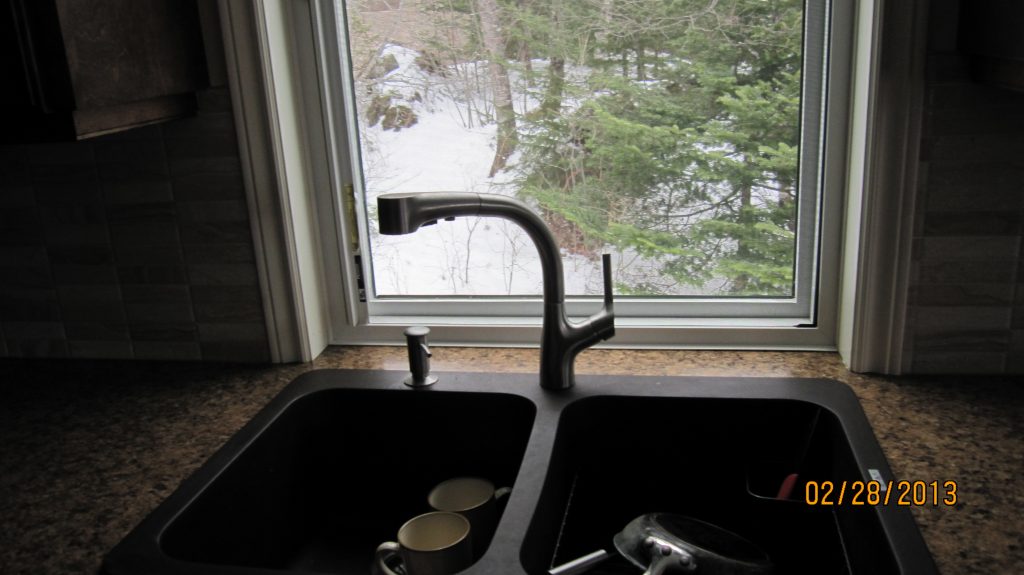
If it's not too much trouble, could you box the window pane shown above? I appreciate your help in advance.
[341,0,806,299]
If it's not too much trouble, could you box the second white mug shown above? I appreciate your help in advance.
[428,477,511,560]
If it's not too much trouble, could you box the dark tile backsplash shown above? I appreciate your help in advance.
[905,1,1024,374]
[0,87,269,362]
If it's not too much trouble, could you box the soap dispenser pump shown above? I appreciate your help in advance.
[403,326,438,387]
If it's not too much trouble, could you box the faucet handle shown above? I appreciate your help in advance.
[598,253,615,341]
[590,253,615,342]
[601,253,614,313]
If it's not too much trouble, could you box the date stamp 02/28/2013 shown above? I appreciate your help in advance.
[803,479,959,507]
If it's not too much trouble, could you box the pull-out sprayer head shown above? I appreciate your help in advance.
[377,192,483,235]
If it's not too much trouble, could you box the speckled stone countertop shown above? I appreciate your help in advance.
[1,347,1021,574]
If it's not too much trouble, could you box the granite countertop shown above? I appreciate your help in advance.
[1,347,1021,574]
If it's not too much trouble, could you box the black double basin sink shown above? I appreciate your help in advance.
[102,370,938,574]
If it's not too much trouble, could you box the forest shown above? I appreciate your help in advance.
[346,0,805,298]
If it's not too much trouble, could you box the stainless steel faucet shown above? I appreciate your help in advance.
[377,192,615,390]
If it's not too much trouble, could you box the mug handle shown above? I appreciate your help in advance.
[495,486,512,500]
[374,541,404,575]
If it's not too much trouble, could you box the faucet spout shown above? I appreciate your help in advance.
[377,192,615,390]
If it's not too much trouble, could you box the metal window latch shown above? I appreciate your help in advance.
[403,326,438,387]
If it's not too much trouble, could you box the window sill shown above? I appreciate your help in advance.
[333,316,834,351]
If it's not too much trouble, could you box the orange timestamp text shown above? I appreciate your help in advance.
[804,480,958,507]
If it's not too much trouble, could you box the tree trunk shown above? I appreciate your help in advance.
[477,0,518,177]
[519,42,533,78]
[541,56,565,116]
[733,184,753,293]
[780,184,796,231]
[539,2,563,116]
[516,0,532,81]
[636,42,646,80]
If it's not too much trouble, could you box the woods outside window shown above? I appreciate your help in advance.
[322,0,848,342]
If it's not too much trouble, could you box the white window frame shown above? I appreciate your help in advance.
[219,0,928,358]
[352,1,830,326]
[321,0,852,348]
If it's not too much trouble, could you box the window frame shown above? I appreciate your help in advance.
[303,0,855,349]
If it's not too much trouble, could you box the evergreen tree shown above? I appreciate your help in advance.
[514,0,804,295]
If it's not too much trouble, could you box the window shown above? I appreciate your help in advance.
[317,0,852,346]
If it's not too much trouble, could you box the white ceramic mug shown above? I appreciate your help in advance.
[428,477,511,559]
[374,511,473,575]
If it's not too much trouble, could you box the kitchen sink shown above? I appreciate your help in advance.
[102,370,938,574]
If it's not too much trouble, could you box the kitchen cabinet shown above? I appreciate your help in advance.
[959,1,1024,91]
[2,0,209,143]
